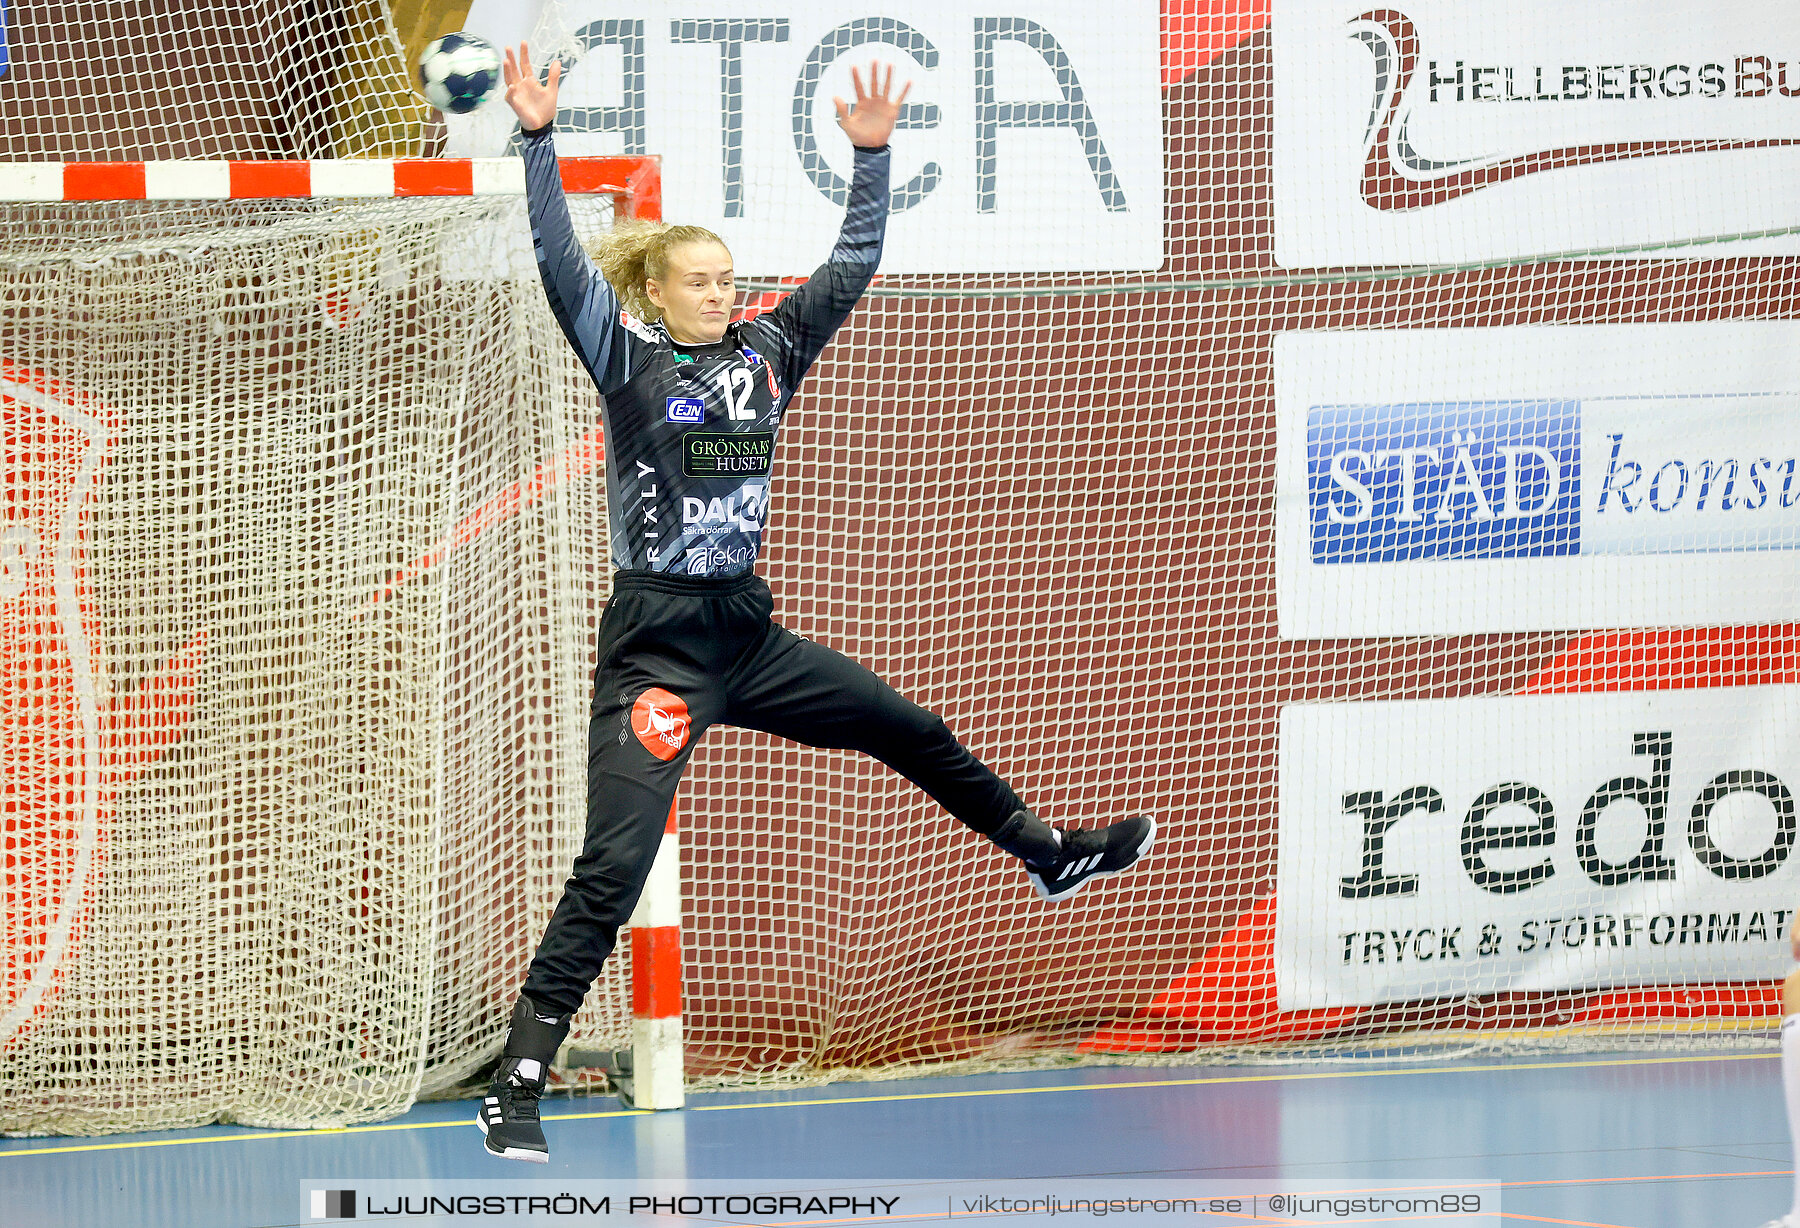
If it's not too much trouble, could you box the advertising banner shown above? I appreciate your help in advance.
[455,0,1165,274]
[1276,689,1800,1010]
[1275,323,1800,638]
[1273,0,1800,265]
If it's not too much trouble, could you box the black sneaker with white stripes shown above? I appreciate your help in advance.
[477,994,571,1163]
[1024,814,1156,902]
[478,1057,551,1162]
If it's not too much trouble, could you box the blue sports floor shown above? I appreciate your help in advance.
[1,1050,1791,1227]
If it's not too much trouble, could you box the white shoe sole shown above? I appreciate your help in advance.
[476,1110,549,1163]
[1028,816,1157,903]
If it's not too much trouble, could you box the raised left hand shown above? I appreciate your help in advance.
[503,42,561,132]
[834,61,912,150]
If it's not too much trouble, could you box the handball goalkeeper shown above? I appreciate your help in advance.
[477,42,1155,1163]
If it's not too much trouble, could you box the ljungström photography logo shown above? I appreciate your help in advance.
[309,1189,355,1219]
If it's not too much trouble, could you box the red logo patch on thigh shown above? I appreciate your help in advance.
[631,688,691,761]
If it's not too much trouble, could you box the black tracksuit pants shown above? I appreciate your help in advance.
[521,569,1027,1016]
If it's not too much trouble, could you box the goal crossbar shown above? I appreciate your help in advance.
[0,156,662,218]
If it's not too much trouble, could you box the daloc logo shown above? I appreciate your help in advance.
[1308,400,1581,562]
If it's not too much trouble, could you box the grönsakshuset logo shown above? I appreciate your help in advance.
[1350,8,1800,212]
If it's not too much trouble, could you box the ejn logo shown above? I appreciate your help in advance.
[310,1189,356,1219]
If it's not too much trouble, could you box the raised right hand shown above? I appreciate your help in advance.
[503,41,561,131]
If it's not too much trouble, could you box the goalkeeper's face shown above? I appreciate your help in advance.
[647,241,736,346]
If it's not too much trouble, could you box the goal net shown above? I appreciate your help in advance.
[6,1,1800,1138]
[0,182,646,1134]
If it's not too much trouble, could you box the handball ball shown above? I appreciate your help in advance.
[418,32,501,114]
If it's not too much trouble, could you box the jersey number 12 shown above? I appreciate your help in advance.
[715,368,756,421]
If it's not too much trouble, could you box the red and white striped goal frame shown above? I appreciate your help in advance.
[626,802,684,1109]
[0,155,662,219]
[7,153,685,1108]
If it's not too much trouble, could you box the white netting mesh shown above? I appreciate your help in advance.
[1,194,637,1134]
[5,3,1800,1138]
[0,1,433,160]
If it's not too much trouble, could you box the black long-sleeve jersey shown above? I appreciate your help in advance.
[523,130,890,577]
